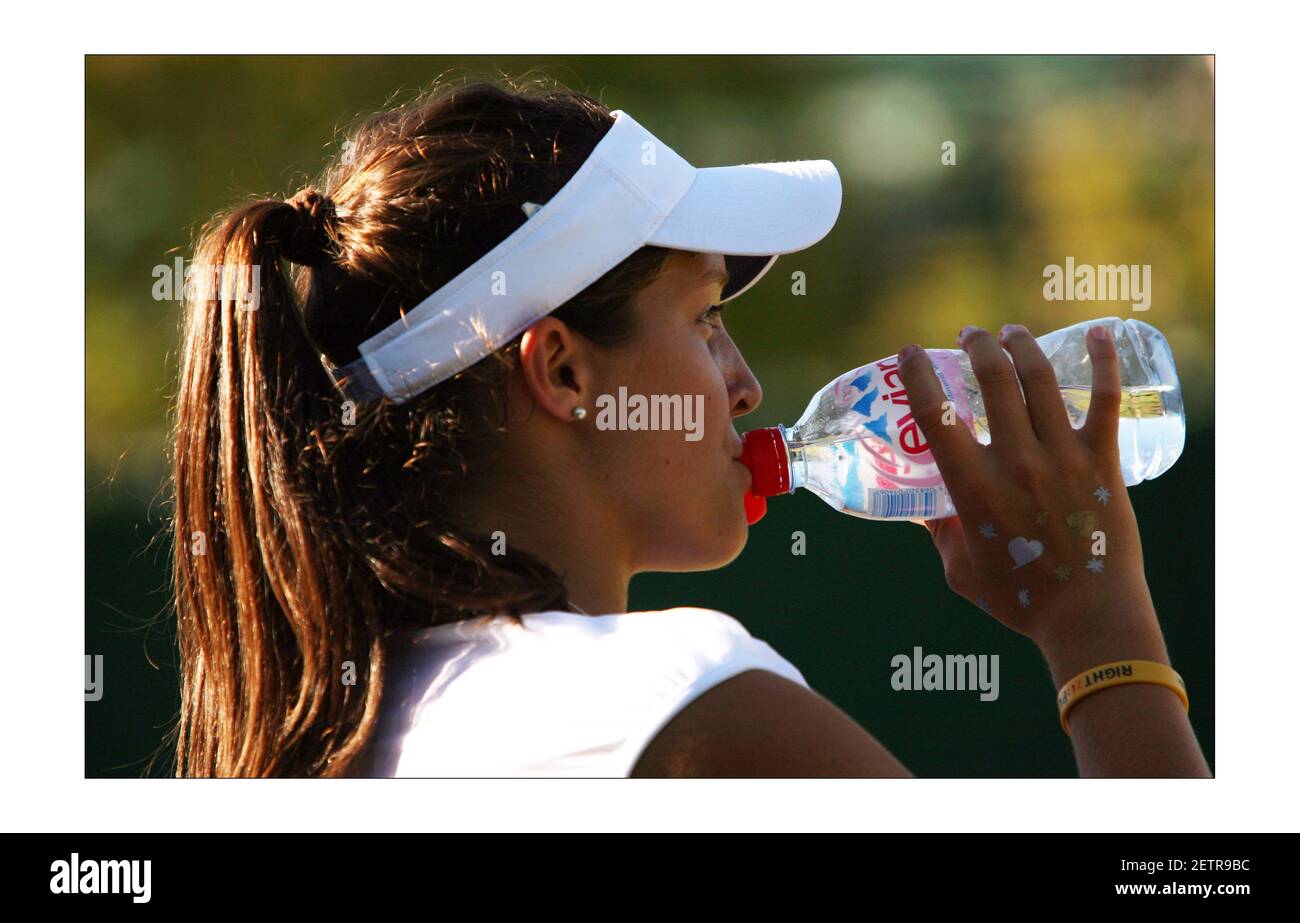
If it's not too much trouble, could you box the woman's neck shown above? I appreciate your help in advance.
[459,471,631,617]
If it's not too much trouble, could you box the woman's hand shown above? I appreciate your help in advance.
[897,323,1157,651]
[898,323,1210,778]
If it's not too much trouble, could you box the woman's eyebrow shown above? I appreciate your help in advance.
[701,264,731,289]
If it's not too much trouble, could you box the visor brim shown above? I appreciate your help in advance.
[648,159,842,255]
[647,159,840,303]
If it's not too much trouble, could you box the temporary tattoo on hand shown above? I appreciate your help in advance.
[1018,588,1031,608]
[1094,486,1112,506]
[979,522,997,539]
[1085,557,1105,574]
[1008,536,1044,569]
[1066,510,1100,539]
[1054,564,1072,583]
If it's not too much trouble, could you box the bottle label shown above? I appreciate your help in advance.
[830,350,975,491]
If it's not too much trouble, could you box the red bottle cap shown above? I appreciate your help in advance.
[742,489,767,526]
[739,426,791,504]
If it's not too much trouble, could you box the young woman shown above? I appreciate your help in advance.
[170,76,1210,778]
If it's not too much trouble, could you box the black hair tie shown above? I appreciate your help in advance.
[275,188,337,267]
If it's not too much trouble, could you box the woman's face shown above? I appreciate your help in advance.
[587,250,763,572]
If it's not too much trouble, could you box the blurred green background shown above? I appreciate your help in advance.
[86,55,1213,777]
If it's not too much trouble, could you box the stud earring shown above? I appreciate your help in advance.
[571,406,587,420]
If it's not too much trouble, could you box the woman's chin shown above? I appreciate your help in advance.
[631,491,752,572]
[662,520,750,571]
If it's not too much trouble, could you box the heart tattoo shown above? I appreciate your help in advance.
[1008,536,1044,569]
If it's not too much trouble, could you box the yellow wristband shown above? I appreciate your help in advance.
[1056,659,1188,735]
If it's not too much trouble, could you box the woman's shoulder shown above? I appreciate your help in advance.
[396,605,789,666]
[484,606,807,689]
[372,606,809,777]
[522,604,774,645]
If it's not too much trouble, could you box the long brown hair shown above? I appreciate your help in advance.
[168,75,674,777]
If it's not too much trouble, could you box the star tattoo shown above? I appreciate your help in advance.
[1054,564,1072,583]
[1094,486,1111,506]
[1018,588,1030,608]
[978,522,997,539]
[1086,558,1105,575]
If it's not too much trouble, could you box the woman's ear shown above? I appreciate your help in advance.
[517,316,591,421]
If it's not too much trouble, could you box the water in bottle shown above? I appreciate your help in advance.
[739,316,1185,524]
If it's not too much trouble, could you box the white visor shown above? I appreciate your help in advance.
[327,108,842,404]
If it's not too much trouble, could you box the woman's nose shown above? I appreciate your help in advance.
[732,378,761,417]
[721,334,762,417]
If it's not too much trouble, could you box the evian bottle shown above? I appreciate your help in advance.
[738,316,1185,524]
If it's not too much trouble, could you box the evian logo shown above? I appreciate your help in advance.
[875,356,929,457]
[49,853,151,903]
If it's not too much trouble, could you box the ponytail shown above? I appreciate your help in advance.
[172,192,382,776]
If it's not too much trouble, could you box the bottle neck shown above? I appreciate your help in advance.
[775,422,800,493]
[788,441,808,491]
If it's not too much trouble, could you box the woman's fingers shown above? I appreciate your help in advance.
[896,344,987,515]
[958,326,1038,449]
[996,324,1076,449]
[1080,323,1122,463]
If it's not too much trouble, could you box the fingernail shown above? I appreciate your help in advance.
[957,325,979,345]
[899,344,920,360]
[1000,323,1027,340]
[1089,324,1109,341]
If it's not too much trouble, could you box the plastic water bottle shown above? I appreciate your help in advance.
[739,316,1185,524]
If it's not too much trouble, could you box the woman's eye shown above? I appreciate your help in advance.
[699,304,725,330]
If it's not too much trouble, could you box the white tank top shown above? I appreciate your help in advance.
[365,607,809,777]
